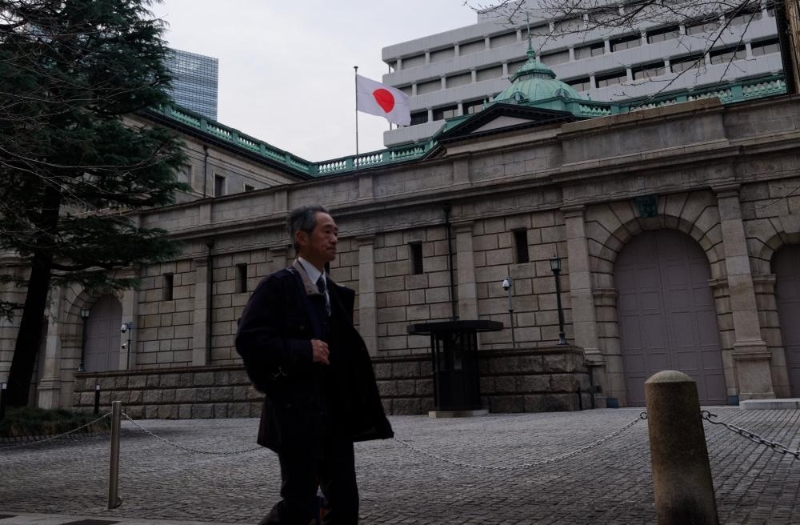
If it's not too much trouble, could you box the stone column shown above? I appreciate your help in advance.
[271,246,289,273]
[37,286,64,409]
[192,256,210,366]
[357,236,378,356]
[563,206,608,407]
[562,206,601,359]
[119,287,139,370]
[715,186,775,400]
[455,222,478,321]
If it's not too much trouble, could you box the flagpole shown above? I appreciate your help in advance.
[354,66,359,166]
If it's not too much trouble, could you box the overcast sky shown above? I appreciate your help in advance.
[151,1,482,162]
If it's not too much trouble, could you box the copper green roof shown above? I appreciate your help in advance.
[495,48,583,106]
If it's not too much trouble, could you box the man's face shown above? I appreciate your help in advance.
[296,212,338,270]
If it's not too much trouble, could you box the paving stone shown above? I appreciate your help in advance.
[1,408,798,524]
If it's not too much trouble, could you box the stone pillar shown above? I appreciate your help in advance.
[455,222,478,321]
[357,236,378,356]
[562,207,601,359]
[192,256,210,366]
[271,246,289,273]
[37,287,64,409]
[563,206,607,406]
[120,287,139,370]
[715,186,775,400]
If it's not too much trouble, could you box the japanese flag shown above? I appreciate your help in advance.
[356,75,411,126]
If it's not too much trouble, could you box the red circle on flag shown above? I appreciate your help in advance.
[372,89,395,113]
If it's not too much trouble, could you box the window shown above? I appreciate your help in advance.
[431,47,455,63]
[163,274,174,301]
[402,54,426,69]
[596,70,627,88]
[574,43,604,60]
[410,243,424,275]
[410,111,429,125]
[540,50,570,66]
[647,26,679,44]
[513,230,529,264]
[567,77,592,92]
[244,184,255,192]
[710,46,746,65]
[490,31,517,48]
[633,62,666,81]
[686,19,721,36]
[611,34,641,52]
[729,6,762,26]
[476,65,503,82]
[417,79,441,95]
[399,85,413,96]
[447,72,472,88]
[459,39,485,56]
[671,55,704,73]
[433,105,458,121]
[752,39,780,56]
[236,264,248,293]
[553,17,583,34]
[214,174,225,197]
[464,99,485,115]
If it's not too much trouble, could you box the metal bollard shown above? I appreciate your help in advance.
[0,382,7,421]
[94,384,101,415]
[107,400,122,509]
[645,370,719,525]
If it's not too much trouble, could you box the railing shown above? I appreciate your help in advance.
[150,74,786,179]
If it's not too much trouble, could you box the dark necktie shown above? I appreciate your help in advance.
[316,275,331,316]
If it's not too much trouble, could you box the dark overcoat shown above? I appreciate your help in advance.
[235,260,393,454]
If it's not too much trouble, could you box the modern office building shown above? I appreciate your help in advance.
[165,48,219,121]
[381,0,783,146]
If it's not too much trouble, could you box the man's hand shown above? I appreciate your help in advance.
[311,339,330,365]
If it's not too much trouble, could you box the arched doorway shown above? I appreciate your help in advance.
[84,295,122,372]
[774,244,800,397]
[614,230,726,406]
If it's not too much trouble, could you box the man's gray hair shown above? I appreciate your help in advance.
[287,205,329,251]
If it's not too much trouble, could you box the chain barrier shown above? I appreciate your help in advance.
[701,410,800,461]
[0,412,112,450]
[392,412,647,471]
[121,411,263,456]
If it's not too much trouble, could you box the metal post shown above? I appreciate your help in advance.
[645,370,719,524]
[503,276,515,348]
[553,269,568,345]
[78,310,89,372]
[94,384,100,415]
[107,400,122,509]
[0,382,7,422]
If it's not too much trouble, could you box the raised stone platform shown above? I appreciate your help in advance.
[72,346,591,418]
[740,398,800,410]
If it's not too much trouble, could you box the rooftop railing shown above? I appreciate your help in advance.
[151,74,785,179]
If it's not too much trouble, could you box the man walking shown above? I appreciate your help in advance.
[236,205,393,524]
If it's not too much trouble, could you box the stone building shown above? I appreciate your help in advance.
[1,56,798,418]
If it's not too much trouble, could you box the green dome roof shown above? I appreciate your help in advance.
[495,49,583,104]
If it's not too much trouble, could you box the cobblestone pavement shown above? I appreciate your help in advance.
[1,408,799,524]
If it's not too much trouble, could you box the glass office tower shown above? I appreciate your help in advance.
[166,49,219,121]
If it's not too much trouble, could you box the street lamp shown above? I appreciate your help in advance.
[121,322,133,369]
[550,256,568,346]
[78,308,90,372]
[502,276,516,349]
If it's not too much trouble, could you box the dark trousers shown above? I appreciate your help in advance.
[261,428,358,525]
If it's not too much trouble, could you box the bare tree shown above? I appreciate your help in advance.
[464,0,798,98]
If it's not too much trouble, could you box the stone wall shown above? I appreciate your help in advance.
[72,347,590,419]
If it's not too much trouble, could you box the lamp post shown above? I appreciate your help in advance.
[78,308,90,372]
[550,256,568,346]
[121,322,133,369]
[502,276,516,349]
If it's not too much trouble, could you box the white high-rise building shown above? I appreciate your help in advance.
[381,0,783,146]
